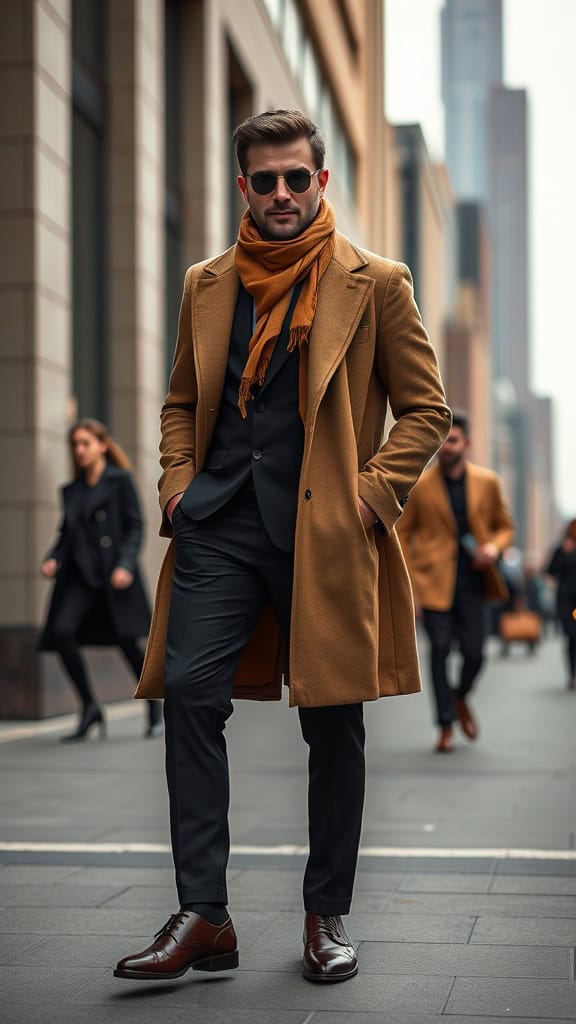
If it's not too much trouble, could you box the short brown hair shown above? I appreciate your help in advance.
[233,109,325,175]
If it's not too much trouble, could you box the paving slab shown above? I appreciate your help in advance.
[0,882,125,908]
[0,864,79,883]
[490,875,576,895]
[192,969,454,1015]
[445,976,576,1019]
[470,915,576,946]
[0,964,107,1005]
[2,1005,191,1024]
[398,874,494,894]
[0,907,182,936]
[356,941,572,978]
[312,1015,569,1024]
[384,892,576,918]
[0,932,49,963]
[348,911,476,943]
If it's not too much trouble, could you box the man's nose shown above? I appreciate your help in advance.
[272,175,291,201]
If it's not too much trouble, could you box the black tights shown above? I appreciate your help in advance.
[55,634,145,708]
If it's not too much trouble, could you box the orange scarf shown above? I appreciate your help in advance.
[234,198,336,419]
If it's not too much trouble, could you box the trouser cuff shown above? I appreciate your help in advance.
[304,896,352,915]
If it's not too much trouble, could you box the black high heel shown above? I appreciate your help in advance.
[61,703,106,742]
[144,700,163,738]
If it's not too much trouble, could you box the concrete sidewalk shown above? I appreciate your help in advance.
[1,632,575,1022]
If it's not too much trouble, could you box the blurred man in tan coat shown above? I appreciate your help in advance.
[398,411,514,752]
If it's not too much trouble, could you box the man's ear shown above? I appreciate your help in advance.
[318,168,329,196]
[237,175,249,203]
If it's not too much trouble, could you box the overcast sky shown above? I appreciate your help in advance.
[385,0,576,517]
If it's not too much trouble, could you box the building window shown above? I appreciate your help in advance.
[71,0,107,421]
[164,0,184,386]
[263,0,356,203]
[262,0,285,30]
[227,43,254,246]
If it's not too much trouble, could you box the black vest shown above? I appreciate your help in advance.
[179,284,304,551]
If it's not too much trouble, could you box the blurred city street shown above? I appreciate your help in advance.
[1,631,575,1023]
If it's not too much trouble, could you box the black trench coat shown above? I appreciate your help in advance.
[38,465,151,650]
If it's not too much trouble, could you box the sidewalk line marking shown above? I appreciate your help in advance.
[1,841,576,860]
[0,702,140,743]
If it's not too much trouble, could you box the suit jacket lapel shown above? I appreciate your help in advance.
[430,463,457,533]
[306,235,372,427]
[464,464,483,536]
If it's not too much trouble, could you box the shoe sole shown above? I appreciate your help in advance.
[113,950,239,980]
[302,963,358,983]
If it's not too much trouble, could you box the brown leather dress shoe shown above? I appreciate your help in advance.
[302,912,358,983]
[113,911,238,980]
[455,696,478,740]
[435,725,454,753]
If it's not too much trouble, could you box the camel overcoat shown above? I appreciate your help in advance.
[396,461,515,610]
[135,233,452,708]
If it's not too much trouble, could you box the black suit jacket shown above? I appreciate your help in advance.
[179,284,304,551]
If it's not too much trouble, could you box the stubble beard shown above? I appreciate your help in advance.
[251,198,320,242]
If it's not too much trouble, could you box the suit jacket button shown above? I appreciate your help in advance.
[305,489,312,500]
[252,449,263,461]
[100,536,112,548]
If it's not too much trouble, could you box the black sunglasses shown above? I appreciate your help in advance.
[246,168,321,195]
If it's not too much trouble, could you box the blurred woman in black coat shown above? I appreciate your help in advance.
[547,518,576,689]
[38,419,162,740]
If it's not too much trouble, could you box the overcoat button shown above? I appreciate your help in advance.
[252,449,263,461]
[95,509,106,521]
[305,489,312,500]
[100,536,112,548]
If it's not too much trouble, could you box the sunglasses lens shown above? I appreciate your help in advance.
[250,172,276,195]
[284,170,312,193]
[248,170,314,194]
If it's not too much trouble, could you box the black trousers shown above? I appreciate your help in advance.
[422,582,486,727]
[49,570,149,710]
[165,486,365,915]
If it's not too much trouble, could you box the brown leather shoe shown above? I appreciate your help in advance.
[455,696,478,740]
[113,911,238,980]
[302,913,358,983]
[435,725,454,753]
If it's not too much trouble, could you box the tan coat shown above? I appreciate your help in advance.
[135,233,451,707]
[396,461,515,610]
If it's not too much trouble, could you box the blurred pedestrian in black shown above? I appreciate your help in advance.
[546,519,576,689]
[38,418,162,740]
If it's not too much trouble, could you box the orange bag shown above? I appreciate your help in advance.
[499,610,542,643]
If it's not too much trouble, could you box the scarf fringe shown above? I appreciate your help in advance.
[287,324,309,353]
[238,353,271,419]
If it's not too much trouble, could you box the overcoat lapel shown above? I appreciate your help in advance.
[305,236,372,430]
[192,252,239,460]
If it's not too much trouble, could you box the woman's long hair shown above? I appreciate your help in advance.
[68,419,132,478]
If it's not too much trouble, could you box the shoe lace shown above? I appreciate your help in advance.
[154,911,187,941]
[316,915,346,941]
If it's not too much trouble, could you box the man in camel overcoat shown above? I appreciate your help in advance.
[115,109,451,985]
